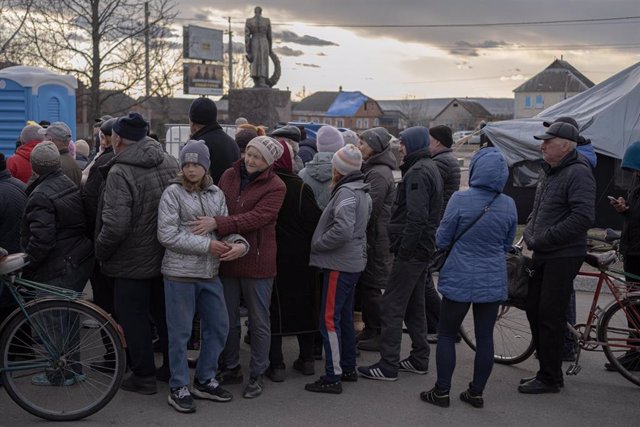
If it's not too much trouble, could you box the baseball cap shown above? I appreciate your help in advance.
[542,116,578,129]
[38,121,72,141]
[534,122,579,143]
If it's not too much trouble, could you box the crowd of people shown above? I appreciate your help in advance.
[0,97,638,414]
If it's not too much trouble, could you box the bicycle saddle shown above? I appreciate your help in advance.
[0,253,29,275]
[584,251,617,269]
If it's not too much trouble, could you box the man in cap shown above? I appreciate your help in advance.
[271,125,303,172]
[519,121,595,394]
[188,97,239,184]
[358,126,443,381]
[95,112,179,395]
[39,121,82,187]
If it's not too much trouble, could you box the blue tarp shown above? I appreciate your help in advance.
[325,91,368,117]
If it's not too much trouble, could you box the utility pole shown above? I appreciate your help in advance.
[144,2,150,97]
[227,16,233,91]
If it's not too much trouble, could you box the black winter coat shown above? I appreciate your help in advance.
[95,138,179,279]
[620,174,640,257]
[82,147,115,239]
[20,170,93,282]
[389,149,443,262]
[191,123,240,184]
[432,148,461,218]
[0,169,27,253]
[271,169,322,335]
[360,147,395,289]
[524,150,595,259]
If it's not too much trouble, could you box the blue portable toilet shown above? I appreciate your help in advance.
[0,66,77,156]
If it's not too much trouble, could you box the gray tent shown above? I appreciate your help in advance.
[481,61,640,227]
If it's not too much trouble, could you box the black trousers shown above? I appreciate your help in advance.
[91,261,115,315]
[269,333,314,367]
[526,256,583,385]
[357,284,383,332]
[424,274,442,334]
[114,276,168,377]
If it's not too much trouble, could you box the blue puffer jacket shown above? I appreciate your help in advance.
[436,148,517,303]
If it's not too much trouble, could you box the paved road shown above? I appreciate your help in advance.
[1,290,638,426]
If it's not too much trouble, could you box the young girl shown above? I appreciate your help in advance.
[158,140,249,413]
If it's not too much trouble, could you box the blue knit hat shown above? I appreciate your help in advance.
[622,141,640,171]
[180,140,210,171]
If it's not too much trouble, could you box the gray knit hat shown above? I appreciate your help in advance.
[359,127,392,153]
[316,126,344,153]
[30,141,60,175]
[179,140,210,171]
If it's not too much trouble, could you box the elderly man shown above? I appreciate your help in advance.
[7,124,45,183]
[95,112,179,395]
[271,125,304,172]
[518,122,595,394]
[358,126,443,381]
[38,122,81,186]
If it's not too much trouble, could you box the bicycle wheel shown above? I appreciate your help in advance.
[0,299,126,421]
[598,296,640,387]
[461,303,535,365]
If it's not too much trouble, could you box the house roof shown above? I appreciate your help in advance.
[295,91,341,113]
[379,97,513,120]
[325,91,370,117]
[513,59,594,93]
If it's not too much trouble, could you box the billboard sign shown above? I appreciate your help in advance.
[183,25,223,62]
[183,63,223,96]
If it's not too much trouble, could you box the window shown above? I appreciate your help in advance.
[356,119,363,129]
[335,119,344,127]
[535,95,544,109]
[362,118,369,128]
[524,96,532,109]
[373,118,379,127]
[323,118,332,125]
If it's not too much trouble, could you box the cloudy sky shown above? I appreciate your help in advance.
[175,0,640,100]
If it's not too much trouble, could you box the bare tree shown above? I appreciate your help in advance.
[399,96,429,127]
[22,0,178,121]
[223,42,251,91]
[0,0,32,63]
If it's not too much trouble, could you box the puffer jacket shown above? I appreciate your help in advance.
[20,169,93,282]
[7,140,39,183]
[158,179,248,279]
[298,152,334,210]
[388,148,443,262]
[191,123,240,184]
[436,148,517,303]
[0,169,27,253]
[360,147,395,288]
[215,160,286,278]
[95,138,179,278]
[523,149,595,259]
[432,148,461,217]
[310,171,372,273]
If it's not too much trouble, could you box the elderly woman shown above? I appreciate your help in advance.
[192,136,286,399]
[420,147,517,409]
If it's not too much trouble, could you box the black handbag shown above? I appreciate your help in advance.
[428,193,499,273]
[506,246,533,309]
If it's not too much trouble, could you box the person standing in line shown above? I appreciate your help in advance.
[158,140,249,413]
[420,148,517,409]
[305,144,372,394]
[7,124,44,183]
[38,122,82,187]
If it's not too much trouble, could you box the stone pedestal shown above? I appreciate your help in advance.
[228,88,291,129]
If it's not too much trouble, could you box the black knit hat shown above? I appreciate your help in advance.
[189,97,217,126]
[100,117,118,136]
[429,125,453,148]
[113,113,148,141]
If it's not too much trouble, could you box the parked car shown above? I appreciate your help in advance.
[453,130,473,142]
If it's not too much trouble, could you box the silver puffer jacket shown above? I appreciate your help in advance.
[158,179,248,279]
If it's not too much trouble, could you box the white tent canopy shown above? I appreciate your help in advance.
[483,61,640,166]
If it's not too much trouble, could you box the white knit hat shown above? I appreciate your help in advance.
[332,144,362,175]
[316,125,344,153]
[246,136,284,166]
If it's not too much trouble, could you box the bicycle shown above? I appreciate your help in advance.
[0,253,126,421]
[460,245,640,387]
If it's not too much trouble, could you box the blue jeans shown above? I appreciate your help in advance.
[220,276,273,378]
[164,278,229,389]
[436,297,499,393]
[319,270,360,382]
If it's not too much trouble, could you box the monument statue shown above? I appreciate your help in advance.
[245,6,280,88]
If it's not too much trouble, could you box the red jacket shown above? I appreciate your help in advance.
[216,160,286,278]
[7,140,40,183]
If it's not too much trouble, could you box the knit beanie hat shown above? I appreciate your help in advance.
[113,112,148,141]
[75,140,90,157]
[316,125,344,153]
[332,144,363,175]
[360,127,392,153]
[429,125,453,148]
[189,97,217,126]
[180,139,210,171]
[246,136,284,166]
[235,128,258,153]
[273,139,294,172]
[341,129,359,146]
[100,117,118,136]
[30,141,60,175]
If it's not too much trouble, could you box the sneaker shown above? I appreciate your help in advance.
[120,372,158,395]
[265,366,286,382]
[305,377,342,394]
[427,333,438,344]
[192,378,233,402]
[168,386,196,413]
[420,386,450,408]
[215,365,244,385]
[293,358,315,376]
[357,363,398,381]
[243,375,264,399]
[398,357,429,375]
[460,389,484,408]
[31,372,86,387]
[341,370,358,382]
[357,336,381,352]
